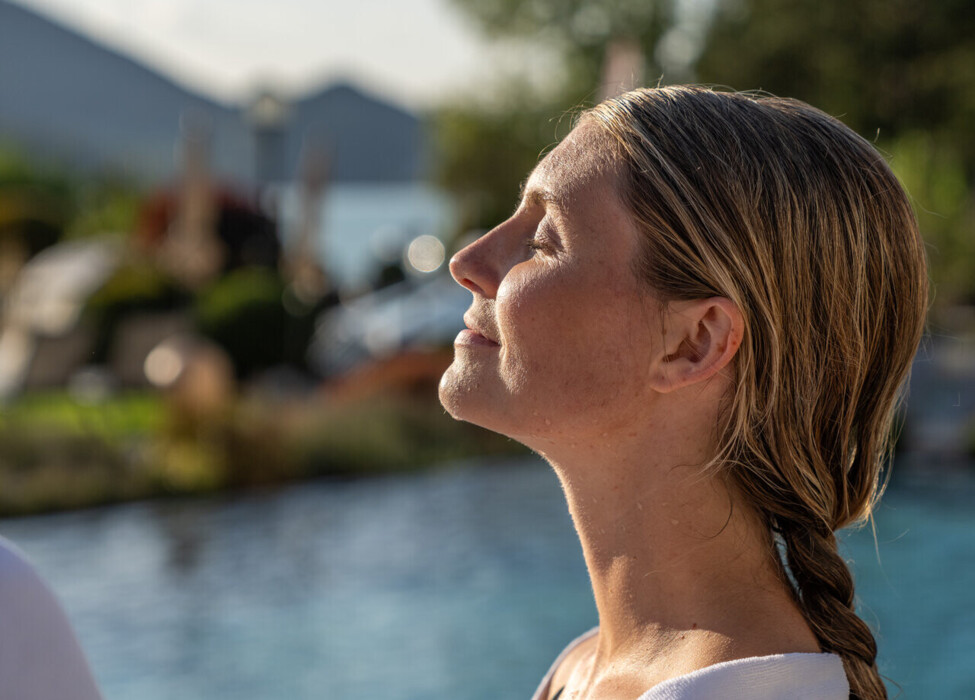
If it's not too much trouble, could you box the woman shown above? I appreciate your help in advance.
[439,86,927,700]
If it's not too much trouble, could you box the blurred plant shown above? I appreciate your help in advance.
[0,144,74,196]
[448,0,676,96]
[435,0,678,233]
[0,391,163,515]
[0,386,529,515]
[293,394,528,477]
[886,133,975,308]
[66,177,142,240]
[193,267,292,377]
[433,82,573,232]
[153,437,227,493]
[0,144,74,260]
[4,390,165,440]
[697,0,975,158]
[697,0,975,313]
[84,260,190,363]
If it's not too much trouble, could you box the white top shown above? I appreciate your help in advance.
[0,536,103,700]
[531,628,850,700]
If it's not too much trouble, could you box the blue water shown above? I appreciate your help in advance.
[1,457,973,699]
[277,182,455,291]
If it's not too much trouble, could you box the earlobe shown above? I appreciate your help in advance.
[649,297,743,393]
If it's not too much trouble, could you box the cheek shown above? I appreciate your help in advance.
[496,270,582,376]
[496,268,653,416]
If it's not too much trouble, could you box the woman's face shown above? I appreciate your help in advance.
[439,123,662,446]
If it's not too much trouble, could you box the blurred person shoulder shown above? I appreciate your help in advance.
[0,536,103,700]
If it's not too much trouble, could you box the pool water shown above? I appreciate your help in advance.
[1,457,972,699]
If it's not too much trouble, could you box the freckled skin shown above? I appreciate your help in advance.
[439,124,662,448]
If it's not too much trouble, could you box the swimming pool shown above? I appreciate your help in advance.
[2,456,971,699]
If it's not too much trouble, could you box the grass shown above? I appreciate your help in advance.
[293,394,526,477]
[2,390,165,440]
[0,388,527,516]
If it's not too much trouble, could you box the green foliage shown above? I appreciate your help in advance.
[0,391,164,515]
[0,143,73,194]
[0,143,145,254]
[193,267,289,376]
[0,388,528,515]
[0,143,75,248]
[887,133,975,306]
[450,0,671,43]
[67,179,142,239]
[0,145,35,184]
[434,84,575,231]
[85,261,189,363]
[435,0,678,234]
[447,0,676,95]
[696,0,975,311]
[0,431,145,515]
[1,390,166,440]
[87,261,182,310]
[294,395,528,476]
[697,0,975,150]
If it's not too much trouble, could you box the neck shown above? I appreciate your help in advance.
[533,413,819,683]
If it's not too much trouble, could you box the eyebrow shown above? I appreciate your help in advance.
[517,180,561,210]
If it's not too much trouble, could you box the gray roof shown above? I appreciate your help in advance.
[0,0,424,184]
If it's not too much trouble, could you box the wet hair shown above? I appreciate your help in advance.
[586,86,928,700]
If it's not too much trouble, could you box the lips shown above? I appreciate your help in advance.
[461,312,500,346]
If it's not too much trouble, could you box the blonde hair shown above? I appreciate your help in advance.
[586,86,928,700]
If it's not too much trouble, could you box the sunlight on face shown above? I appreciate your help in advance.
[439,123,662,447]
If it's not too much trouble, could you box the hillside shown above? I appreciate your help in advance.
[0,0,423,183]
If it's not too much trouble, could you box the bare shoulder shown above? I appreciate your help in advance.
[545,632,599,700]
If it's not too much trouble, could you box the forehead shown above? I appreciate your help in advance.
[524,121,620,204]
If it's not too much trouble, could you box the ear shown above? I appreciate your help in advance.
[649,297,744,394]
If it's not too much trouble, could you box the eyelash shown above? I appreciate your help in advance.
[526,238,546,252]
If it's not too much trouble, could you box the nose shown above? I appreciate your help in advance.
[449,239,493,297]
[449,225,514,298]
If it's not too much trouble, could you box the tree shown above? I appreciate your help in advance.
[696,0,975,310]
[434,0,677,233]
[447,0,676,94]
[697,0,975,155]
[433,83,573,233]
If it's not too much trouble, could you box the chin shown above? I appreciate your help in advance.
[438,361,486,424]
[438,360,522,437]
[437,367,466,422]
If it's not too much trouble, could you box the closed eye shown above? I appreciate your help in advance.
[526,219,563,255]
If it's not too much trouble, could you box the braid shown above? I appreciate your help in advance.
[778,520,886,700]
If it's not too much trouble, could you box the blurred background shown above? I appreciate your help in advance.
[0,0,973,697]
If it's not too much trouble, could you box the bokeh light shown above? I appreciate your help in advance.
[405,234,445,273]
[144,341,185,388]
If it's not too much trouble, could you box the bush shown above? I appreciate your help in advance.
[293,395,527,477]
[84,261,189,363]
[193,267,285,376]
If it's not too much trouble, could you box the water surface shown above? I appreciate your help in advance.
[1,458,972,699]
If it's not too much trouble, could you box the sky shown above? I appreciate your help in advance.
[8,0,509,108]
